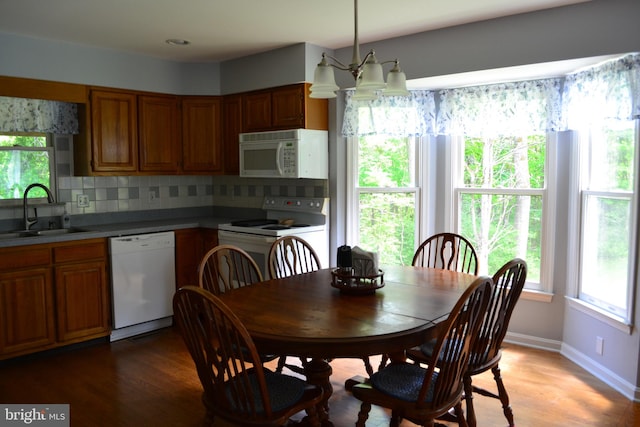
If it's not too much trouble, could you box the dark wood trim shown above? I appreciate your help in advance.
[0,76,88,103]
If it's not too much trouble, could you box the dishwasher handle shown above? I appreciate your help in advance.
[110,231,175,254]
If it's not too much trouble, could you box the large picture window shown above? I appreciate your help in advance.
[343,53,639,317]
[564,53,640,322]
[453,133,550,289]
[440,78,561,292]
[350,135,420,266]
[577,120,636,319]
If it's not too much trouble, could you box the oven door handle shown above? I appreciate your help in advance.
[218,230,275,244]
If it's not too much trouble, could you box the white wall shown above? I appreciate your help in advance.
[0,32,220,94]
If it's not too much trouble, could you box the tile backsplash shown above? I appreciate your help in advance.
[0,134,328,223]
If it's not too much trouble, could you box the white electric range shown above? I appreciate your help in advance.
[217,196,329,278]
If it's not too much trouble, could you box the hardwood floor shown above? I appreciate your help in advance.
[0,326,636,426]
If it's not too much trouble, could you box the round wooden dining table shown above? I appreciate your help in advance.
[217,265,478,426]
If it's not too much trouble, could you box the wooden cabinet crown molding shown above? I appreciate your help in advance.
[0,76,88,103]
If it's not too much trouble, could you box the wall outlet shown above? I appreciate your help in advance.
[148,190,157,204]
[596,336,604,355]
[77,194,90,208]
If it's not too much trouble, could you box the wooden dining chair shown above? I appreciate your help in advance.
[268,236,323,374]
[412,232,479,275]
[406,258,527,427]
[268,236,378,378]
[197,244,285,370]
[173,286,324,427]
[268,235,321,279]
[198,244,263,294]
[376,232,480,373]
[351,276,493,427]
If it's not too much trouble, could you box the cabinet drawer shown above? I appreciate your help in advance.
[53,240,107,263]
[0,247,51,271]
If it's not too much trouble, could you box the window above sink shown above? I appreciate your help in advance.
[0,133,56,207]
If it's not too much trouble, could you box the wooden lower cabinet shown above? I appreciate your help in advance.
[0,267,55,356]
[54,243,111,343]
[175,228,203,288]
[175,228,219,289]
[0,239,110,360]
[201,228,219,253]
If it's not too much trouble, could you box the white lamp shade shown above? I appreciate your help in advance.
[384,68,410,96]
[353,86,378,101]
[310,63,339,98]
[358,55,386,91]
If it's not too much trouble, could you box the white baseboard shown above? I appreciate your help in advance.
[504,331,562,352]
[561,343,639,401]
[505,332,638,401]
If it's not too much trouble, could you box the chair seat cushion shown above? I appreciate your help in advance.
[419,338,438,357]
[225,369,307,413]
[370,363,437,403]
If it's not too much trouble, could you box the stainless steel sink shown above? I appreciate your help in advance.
[0,227,90,239]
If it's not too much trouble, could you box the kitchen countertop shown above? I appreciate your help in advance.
[0,216,234,248]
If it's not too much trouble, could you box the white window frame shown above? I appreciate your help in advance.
[566,121,638,328]
[446,134,556,295]
[0,133,56,206]
[346,135,425,261]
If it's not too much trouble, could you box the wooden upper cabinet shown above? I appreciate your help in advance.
[243,83,328,132]
[243,91,271,132]
[138,95,180,172]
[272,84,309,129]
[181,97,223,173]
[222,94,243,175]
[89,89,138,173]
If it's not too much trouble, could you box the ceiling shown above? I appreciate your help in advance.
[0,0,589,63]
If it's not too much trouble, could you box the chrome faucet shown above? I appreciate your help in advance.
[23,183,55,231]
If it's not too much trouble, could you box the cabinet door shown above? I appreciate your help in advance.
[175,228,204,288]
[0,268,55,356]
[182,97,223,173]
[90,89,138,172]
[138,95,180,172]
[55,261,110,343]
[222,94,242,175]
[201,228,219,254]
[243,91,271,132]
[271,85,305,129]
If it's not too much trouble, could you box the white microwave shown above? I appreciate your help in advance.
[239,129,328,179]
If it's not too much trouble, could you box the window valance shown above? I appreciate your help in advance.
[0,96,79,134]
[342,52,640,137]
[437,78,564,137]
[342,90,436,137]
[563,53,640,128]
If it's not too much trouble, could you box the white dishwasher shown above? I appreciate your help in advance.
[109,231,176,341]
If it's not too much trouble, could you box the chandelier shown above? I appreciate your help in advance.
[310,0,410,100]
